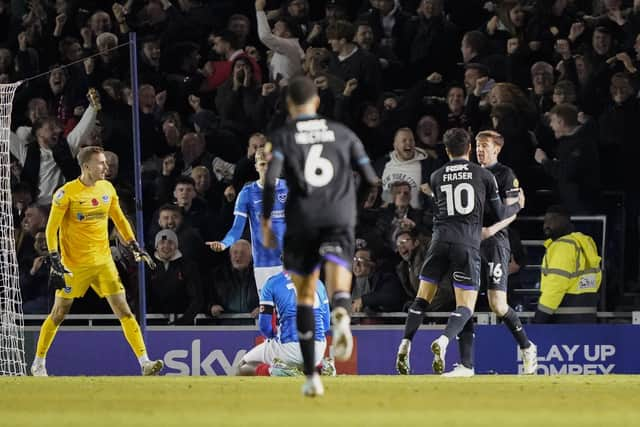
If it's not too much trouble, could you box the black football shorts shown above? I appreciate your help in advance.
[283,225,355,275]
[419,241,481,291]
[480,242,510,291]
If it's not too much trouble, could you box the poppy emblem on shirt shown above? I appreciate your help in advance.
[102,194,109,203]
[91,198,99,206]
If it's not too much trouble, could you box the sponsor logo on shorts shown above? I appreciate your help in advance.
[319,243,343,256]
[453,271,472,283]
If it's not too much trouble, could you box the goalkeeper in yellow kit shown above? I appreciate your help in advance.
[31,146,163,376]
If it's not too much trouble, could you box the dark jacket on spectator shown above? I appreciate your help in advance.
[407,14,460,81]
[207,262,258,315]
[21,140,80,200]
[359,6,413,63]
[352,268,405,312]
[541,120,601,214]
[396,243,455,312]
[148,253,203,324]
[328,48,382,103]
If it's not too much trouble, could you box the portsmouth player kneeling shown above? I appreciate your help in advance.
[237,271,335,377]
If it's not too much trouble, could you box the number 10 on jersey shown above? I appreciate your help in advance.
[441,183,475,215]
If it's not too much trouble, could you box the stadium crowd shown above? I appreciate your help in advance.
[5,0,640,321]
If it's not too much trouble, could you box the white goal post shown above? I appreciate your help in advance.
[0,82,26,376]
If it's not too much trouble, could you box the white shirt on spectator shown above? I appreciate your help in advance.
[380,148,427,209]
[256,11,304,83]
[10,106,97,204]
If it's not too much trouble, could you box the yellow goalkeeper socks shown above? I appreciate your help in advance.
[35,316,59,358]
[119,315,148,358]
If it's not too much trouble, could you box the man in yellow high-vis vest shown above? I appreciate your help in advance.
[533,205,602,323]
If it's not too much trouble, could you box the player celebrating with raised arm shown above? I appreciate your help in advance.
[439,130,536,377]
[206,149,287,292]
[31,146,162,377]
[395,128,524,376]
[262,76,379,397]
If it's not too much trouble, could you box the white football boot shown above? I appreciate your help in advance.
[442,364,475,378]
[521,342,538,375]
[31,363,48,377]
[331,307,353,361]
[430,335,449,374]
[302,373,324,397]
[141,359,164,376]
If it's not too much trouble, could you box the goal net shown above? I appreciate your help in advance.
[0,82,25,376]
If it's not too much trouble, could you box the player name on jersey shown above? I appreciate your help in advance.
[442,163,473,182]
[294,119,336,144]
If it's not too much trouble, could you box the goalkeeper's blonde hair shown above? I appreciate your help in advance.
[77,145,105,167]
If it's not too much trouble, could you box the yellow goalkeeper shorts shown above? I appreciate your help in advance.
[55,261,125,299]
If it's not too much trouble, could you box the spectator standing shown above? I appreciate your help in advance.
[533,205,602,323]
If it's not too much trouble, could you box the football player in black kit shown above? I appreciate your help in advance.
[440,130,537,377]
[262,76,379,396]
[395,128,524,375]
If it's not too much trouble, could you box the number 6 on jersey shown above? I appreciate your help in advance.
[304,144,334,187]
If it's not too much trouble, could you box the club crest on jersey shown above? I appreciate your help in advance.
[102,194,109,203]
[513,178,519,188]
[91,198,99,206]
[55,190,64,200]
[277,193,287,203]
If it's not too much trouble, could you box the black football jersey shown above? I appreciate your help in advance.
[430,159,520,249]
[483,162,520,248]
[264,115,378,229]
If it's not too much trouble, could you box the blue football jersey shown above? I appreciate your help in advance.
[259,272,329,344]
[221,179,287,267]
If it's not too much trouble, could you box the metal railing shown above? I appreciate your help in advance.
[23,311,640,326]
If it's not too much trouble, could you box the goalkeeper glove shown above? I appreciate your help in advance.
[48,252,71,290]
[128,241,157,269]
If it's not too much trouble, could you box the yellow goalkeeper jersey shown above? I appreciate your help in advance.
[46,179,135,269]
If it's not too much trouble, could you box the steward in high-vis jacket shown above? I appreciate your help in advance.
[533,205,602,323]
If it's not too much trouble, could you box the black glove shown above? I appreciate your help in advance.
[128,241,156,269]
[48,252,71,290]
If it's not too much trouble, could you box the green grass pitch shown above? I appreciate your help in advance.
[1,376,639,427]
